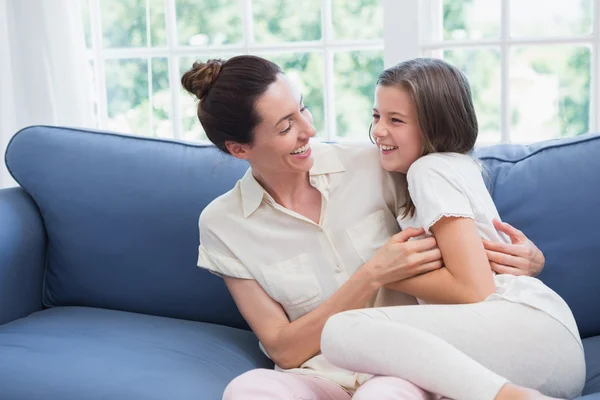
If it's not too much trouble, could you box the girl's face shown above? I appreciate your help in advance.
[229,74,317,177]
[371,85,423,174]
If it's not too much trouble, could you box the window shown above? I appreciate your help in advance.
[83,0,599,146]
[82,0,384,143]
[415,0,600,144]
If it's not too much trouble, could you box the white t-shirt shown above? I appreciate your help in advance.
[398,153,582,347]
[198,142,416,391]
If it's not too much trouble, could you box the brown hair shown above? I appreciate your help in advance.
[181,55,282,154]
[376,57,478,218]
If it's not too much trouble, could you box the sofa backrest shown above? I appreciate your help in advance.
[6,126,251,330]
[6,126,600,338]
[475,134,600,339]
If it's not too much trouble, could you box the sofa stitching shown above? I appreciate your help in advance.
[8,124,215,152]
[478,134,600,164]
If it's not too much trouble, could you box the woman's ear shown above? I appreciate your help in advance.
[225,141,251,160]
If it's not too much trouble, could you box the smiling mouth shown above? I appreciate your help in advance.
[380,144,398,151]
[290,143,310,155]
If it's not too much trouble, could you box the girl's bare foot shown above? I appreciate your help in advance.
[495,383,564,400]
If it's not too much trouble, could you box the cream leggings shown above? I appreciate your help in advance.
[320,300,586,400]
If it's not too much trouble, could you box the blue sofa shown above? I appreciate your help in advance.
[0,125,598,400]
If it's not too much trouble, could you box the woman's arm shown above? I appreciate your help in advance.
[386,217,496,304]
[225,228,443,370]
[225,268,377,370]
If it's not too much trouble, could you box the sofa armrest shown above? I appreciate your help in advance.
[0,187,46,325]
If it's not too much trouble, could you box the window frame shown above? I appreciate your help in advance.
[87,0,600,144]
[386,0,600,144]
[86,0,384,141]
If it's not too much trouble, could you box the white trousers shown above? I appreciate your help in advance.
[320,299,585,400]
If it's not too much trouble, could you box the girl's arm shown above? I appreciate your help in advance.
[385,216,496,304]
[384,155,498,304]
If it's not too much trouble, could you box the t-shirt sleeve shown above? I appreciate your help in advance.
[197,212,254,280]
[406,155,475,235]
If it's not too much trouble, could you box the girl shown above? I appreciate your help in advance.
[320,58,586,400]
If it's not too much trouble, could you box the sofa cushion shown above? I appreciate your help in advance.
[475,134,600,338]
[583,335,600,396]
[5,126,250,329]
[0,306,272,400]
[580,394,600,399]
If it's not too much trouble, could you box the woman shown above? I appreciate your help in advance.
[182,55,548,399]
[319,58,585,400]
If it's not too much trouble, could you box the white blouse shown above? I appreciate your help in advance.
[197,142,416,391]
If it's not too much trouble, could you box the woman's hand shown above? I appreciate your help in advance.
[366,227,443,287]
[223,229,441,369]
[483,219,545,277]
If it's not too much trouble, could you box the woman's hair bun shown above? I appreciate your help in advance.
[181,58,224,100]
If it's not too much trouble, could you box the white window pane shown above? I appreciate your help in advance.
[443,0,501,40]
[264,53,325,137]
[509,0,593,38]
[149,0,167,47]
[81,0,92,49]
[253,0,321,43]
[510,46,591,142]
[444,48,501,143]
[334,50,383,140]
[332,0,383,41]
[105,59,150,135]
[176,0,242,46]
[151,58,173,138]
[100,0,147,48]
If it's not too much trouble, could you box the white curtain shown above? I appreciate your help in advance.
[0,0,94,188]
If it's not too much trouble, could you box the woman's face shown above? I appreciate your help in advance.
[371,85,423,174]
[232,74,316,178]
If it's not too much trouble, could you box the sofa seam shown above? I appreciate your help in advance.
[10,124,216,151]
[477,134,600,164]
